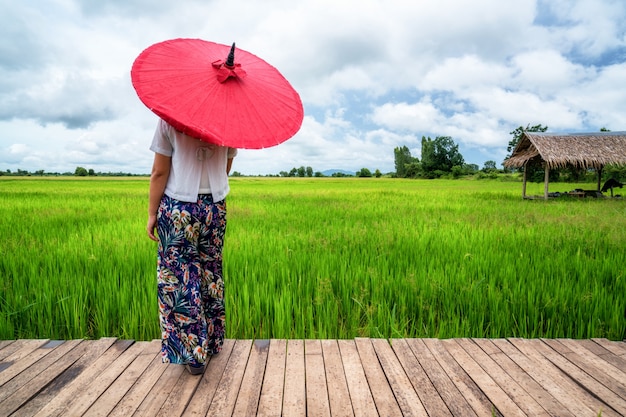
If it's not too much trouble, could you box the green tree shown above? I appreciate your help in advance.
[465,163,479,173]
[374,169,382,178]
[483,160,497,172]
[306,166,313,177]
[504,124,548,177]
[506,124,548,159]
[356,168,372,177]
[405,161,421,178]
[394,146,415,178]
[75,167,88,176]
[421,136,464,177]
[297,166,306,177]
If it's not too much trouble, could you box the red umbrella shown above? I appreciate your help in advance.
[131,39,304,149]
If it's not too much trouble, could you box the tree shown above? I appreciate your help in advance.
[421,136,464,177]
[506,124,548,159]
[356,168,372,177]
[297,166,306,177]
[306,166,313,177]
[394,146,416,178]
[465,163,479,173]
[75,167,88,176]
[483,160,497,172]
[374,169,382,178]
[405,161,421,178]
[504,124,548,177]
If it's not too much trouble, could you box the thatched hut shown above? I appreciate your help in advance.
[503,131,626,199]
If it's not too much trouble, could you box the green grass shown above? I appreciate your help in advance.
[0,177,624,341]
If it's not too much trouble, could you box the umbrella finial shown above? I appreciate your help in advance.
[225,42,236,68]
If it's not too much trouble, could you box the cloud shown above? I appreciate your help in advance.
[1,0,625,175]
[536,0,626,62]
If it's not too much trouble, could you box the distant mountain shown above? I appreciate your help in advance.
[321,169,355,176]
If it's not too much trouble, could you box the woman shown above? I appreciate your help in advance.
[147,118,237,375]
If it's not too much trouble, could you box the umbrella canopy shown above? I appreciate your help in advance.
[131,38,304,149]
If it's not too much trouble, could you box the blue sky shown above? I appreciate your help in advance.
[1,0,625,175]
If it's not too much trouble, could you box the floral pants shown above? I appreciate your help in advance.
[156,194,226,366]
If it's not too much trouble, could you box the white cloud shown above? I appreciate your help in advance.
[370,100,444,132]
[1,0,625,175]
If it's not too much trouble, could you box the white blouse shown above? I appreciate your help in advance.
[150,119,237,203]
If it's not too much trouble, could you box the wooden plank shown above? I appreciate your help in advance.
[443,339,530,417]
[544,339,626,400]
[1,337,625,417]
[0,340,60,387]
[62,341,147,416]
[282,339,306,417]
[0,339,83,413]
[256,339,287,417]
[591,339,626,358]
[232,339,270,417]
[0,339,48,362]
[457,339,549,417]
[422,338,494,417]
[354,338,402,417]
[390,339,451,417]
[181,338,236,416]
[500,338,598,416]
[108,344,169,417]
[531,339,626,416]
[587,339,626,370]
[81,340,161,417]
[11,338,117,417]
[133,363,185,416]
[516,338,621,416]
[0,339,94,417]
[406,338,476,417]
[155,366,205,417]
[337,339,378,417]
[469,338,500,356]
[321,339,354,417]
[371,339,427,417]
[305,339,331,417]
[207,339,253,416]
[0,341,14,351]
[33,338,133,417]
[474,338,564,416]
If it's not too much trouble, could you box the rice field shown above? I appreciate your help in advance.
[0,177,624,341]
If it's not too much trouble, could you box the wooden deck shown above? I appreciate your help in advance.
[0,338,625,416]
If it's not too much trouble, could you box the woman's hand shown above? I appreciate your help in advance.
[147,214,159,241]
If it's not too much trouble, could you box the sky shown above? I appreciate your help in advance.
[1,0,626,175]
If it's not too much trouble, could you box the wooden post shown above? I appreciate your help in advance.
[543,163,550,200]
[596,165,603,191]
[522,164,527,198]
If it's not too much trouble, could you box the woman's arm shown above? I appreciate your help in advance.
[147,152,171,241]
[226,157,234,175]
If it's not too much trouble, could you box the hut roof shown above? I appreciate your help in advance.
[503,131,626,169]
